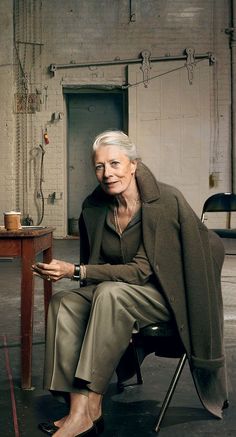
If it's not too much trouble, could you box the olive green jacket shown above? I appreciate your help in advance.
[79,162,228,419]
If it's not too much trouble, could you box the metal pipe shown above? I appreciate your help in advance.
[230,0,236,192]
[49,50,213,74]
[16,40,44,46]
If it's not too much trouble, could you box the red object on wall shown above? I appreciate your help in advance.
[44,132,49,144]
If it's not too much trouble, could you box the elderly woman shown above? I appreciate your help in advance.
[34,131,228,437]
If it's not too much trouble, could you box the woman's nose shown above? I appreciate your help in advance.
[103,164,112,178]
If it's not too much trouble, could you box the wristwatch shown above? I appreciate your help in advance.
[72,264,80,281]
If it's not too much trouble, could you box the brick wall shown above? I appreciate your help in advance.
[0,0,15,216]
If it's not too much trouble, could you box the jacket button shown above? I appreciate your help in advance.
[170,296,175,303]
[180,324,184,331]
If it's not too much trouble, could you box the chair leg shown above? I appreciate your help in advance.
[153,353,187,433]
[116,342,143,392]
[132,343,143,385]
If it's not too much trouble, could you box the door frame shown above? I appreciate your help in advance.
[63,85,128,235]
[64,85,128,132]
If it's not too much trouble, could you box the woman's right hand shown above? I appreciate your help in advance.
[32,259,75,282]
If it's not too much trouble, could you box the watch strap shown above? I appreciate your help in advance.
[72,264,80,281]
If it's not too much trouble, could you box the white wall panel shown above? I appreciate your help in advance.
[129,60,211,215]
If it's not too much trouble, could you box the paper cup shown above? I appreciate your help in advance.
[4,211,22,231]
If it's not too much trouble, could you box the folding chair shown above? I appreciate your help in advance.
[201,192,236,240]
[117,321,187,433]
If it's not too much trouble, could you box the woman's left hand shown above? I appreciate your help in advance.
[32,259,75,282]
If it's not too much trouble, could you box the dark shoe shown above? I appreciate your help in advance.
[38,422,58,435]
[38,420,99,436]
[94,416,104,434]
[222,399,229,409]
[38,422,97,436]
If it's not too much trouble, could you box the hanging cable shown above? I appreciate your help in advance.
[37,144,45,225]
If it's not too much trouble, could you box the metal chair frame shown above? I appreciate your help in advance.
[117,322,187,433]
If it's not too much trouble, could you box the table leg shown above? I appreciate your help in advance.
[43,243,53,327]
[21,240,35,389]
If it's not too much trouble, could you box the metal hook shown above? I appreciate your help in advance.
[140,50,151,87]
[185,47,196,85]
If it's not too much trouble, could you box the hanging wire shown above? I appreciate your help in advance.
[37,144,45,225]
[13,0,29,214]
[13,0,28,92]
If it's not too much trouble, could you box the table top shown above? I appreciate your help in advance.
[0,226,55,238]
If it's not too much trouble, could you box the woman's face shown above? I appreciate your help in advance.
[94,145,137,196]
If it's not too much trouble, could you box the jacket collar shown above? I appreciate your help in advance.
[135,161,160,203]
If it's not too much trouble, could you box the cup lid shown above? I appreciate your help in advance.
[4,211,21,215]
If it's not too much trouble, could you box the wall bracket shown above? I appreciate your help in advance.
[140,50,151,87]
[185,47,196,85]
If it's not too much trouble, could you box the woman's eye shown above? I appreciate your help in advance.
[111,161,120,167]
[95,164,104,171]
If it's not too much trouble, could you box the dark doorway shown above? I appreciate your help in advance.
[65,88,127,235]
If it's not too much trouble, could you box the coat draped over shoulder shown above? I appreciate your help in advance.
[79,161,228,419]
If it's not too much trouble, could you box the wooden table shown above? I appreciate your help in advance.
[0,226,54,389]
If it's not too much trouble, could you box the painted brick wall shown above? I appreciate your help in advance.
[0,1,15,220]
[0,0,232,236]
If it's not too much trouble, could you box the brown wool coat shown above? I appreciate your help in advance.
[79,162,228,419]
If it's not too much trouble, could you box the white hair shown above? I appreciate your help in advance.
[92,130,139,161]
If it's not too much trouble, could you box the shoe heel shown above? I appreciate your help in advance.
[94,416,104,434]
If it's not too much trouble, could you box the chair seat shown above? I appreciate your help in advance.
[134,322,179,337]
[132,322,185,358]
[212,228,236,238]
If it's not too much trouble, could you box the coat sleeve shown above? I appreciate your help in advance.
[178,196,225,365]
[85,243,154,285]
[177,194,228,418]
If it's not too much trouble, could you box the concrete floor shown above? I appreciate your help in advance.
[0,239,235,437]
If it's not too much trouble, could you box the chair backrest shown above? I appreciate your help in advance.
[201,192,236,222]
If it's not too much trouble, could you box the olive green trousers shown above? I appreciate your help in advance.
[43,281,171,396]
